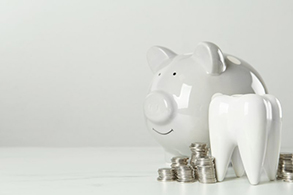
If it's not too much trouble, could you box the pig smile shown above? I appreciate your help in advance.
[152,128,174,135]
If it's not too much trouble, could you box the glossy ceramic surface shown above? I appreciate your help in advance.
[144,42,267,159]
[209,93,282,185]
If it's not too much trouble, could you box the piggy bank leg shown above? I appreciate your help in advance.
[262,95,282,181]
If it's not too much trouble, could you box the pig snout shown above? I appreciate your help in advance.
[144,91,174,124]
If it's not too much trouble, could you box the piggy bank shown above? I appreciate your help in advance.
[143,42,267,161]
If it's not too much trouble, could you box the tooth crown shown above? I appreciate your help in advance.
[209,93,282,185]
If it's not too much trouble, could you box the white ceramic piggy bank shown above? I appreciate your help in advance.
[143,42,267,160]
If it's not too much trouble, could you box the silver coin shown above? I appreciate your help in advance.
[198,171,216,175]
[197,166,216,171]
[282,172,293,176]
[190,142,207,147]
[175,165,193,169]
[191,153,209,157]
[190,151,208,154]
[157,177,176,182]
[197,168,215,172]
[172,159,189,163]
[280,152,293,156]
[196,156,215,161]
[280,159,292,162]
[198,176,216,180]
[158,168,174,172]
[171,164,188,168]
[198,180,217,184]
[278,163,293,166]
[171,156,189,160]
[196,161,215,166]
[198,178,217,181]
[177,179,196,183]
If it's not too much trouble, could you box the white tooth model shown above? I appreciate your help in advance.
[209,93,282,185]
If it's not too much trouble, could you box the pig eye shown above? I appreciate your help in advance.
[173,72,176,76]
[158,73,161,76]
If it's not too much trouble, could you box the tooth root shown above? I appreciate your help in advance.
[209,96,235,182]
[237,97,268,185]
[238,135,267,185]
[211,139,235,182]
[262,95,282,180]
[231,147,245,177]
[264,129,281,180]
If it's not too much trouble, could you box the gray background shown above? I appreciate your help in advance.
[0,0,292,147]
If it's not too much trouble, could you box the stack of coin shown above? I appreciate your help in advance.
[189,142,210,167]
[171,156,189,168]
[195,157,217,183]
[277,152,293,182]
[175,165,196,183]
[157,168,176,182]
[189,142,210,179]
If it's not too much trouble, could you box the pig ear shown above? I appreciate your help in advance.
[193,42,226,76]
[147,46,176,73]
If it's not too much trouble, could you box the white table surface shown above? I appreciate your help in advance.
[0,147,292,195]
